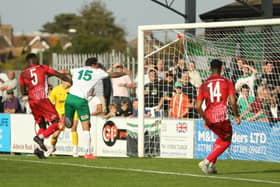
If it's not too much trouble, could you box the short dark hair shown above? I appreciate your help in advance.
[25,53,37,61]
[265,61,273,65]
[96,63,105,70]
[210,59,223,70]
[241,84,250,90]
[85,57,98,66]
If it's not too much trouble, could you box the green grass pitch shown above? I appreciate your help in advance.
[0,154,279,187]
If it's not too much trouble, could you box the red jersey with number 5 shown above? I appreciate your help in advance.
[20,64,55,100]
[196,74,235,123]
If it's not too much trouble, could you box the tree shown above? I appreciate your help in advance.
[41,13,80,34]
[41,1,127,53]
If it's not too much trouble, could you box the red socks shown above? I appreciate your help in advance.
[42,123,59,138]
[37,128,45,136]
[207,137,231,164]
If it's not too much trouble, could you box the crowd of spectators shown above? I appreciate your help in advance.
[0,57,279,124]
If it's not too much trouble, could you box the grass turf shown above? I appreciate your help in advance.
[0,154,279,187]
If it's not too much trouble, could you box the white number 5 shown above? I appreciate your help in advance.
[207,81,221,103]
[30,68,38,85]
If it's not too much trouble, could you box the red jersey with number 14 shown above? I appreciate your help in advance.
[196,74,235,123]
[20,64,55,100]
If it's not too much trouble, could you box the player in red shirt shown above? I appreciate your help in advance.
[20,53,72,158]
[195,59,240,174]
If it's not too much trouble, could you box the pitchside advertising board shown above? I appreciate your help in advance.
[10,115,128,157]
[0,114,11,152]
[160,119,194,158]
[6,114,280,161]
[195,120,280,162]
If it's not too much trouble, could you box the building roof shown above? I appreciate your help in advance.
[0,35,12,49]
[200,0,280,22]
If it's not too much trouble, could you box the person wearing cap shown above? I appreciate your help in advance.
[169,81,191,118]
[3,90,22,113]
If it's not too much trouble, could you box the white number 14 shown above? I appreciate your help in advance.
[207,82,221,103]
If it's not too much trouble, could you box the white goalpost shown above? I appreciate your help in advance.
[137,18,280,160]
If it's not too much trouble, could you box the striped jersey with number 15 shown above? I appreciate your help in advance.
[69,66,109,99]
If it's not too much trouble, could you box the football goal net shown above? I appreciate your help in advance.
[136,19,280,160]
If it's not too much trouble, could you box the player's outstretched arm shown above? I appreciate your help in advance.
[109,72,127,78]
[53,71,72,85]
[229,94,241,125]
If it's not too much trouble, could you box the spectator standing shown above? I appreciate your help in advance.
[260,62,280,104]
[3,90,21,113]
[0,72,8,112]
[181,71,198,118]
[97,63,112,113]
[265,94,280,123]
[261,62,280,91]
[144,69,162,117]
[230,58,244,84]
[235,63,257,97]
[187,61,202,88]
[20,95,31,114]
[174,59,188,81]
[156,72,175,117]
[156,59,165,80]
[92,79,106,113]
[169,81,191,118]
[109,63,135,111]
[2,71,18,98]
[88,93,105,116]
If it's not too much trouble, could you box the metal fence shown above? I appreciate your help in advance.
[51,52,137,86]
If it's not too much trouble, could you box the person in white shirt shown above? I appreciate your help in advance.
[0,72,8,112]
[2,71,18,98]
[235,63,257,97]
[187,61,202,88]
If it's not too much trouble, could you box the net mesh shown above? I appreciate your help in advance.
[141,23,280,159]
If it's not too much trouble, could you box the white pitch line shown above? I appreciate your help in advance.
[1,157,280,185]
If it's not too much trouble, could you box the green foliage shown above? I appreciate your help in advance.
[70,34,113,53]
[41,0,127,54]
[41,13,80,34]
[0,55,27,70]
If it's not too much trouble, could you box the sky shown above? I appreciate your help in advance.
[0,0,234,41]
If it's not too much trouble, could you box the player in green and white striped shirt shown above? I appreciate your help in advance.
[64,57,128,159]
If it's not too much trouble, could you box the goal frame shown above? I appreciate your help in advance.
[137,18,280,157]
